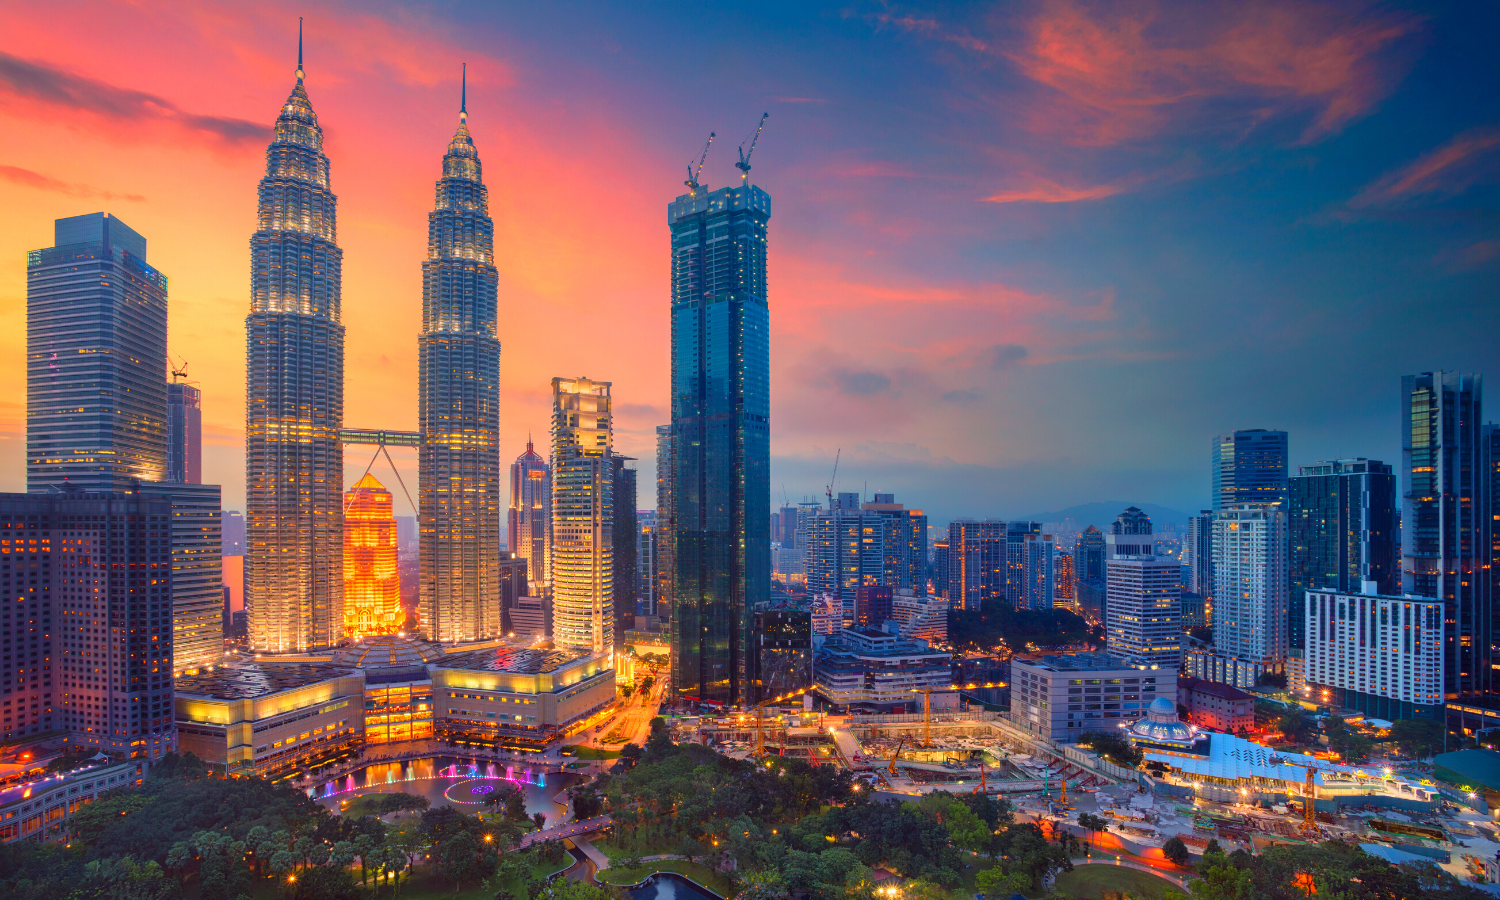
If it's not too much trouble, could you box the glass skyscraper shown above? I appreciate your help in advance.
[552,377,614,656]
[27,213,168,492]
[668,181,771,706]
[419,77,502,643]
[166,379,203,484]
[1402,372,1486,697]
[1211,429,1289,510]
[508,439,552,598]
[245,48,346,652]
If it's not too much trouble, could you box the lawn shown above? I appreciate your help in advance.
[1051,863,1185,899]
[562,745,622,760]
[597,858,733,897]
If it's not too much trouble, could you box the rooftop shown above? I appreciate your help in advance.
[1179,676,1254,702]
[328,634,446,668]
[1015,652,1145,673]
[175,663,357,700]
[437,645,590,674]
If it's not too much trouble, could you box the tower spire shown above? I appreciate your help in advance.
[460,63,467,124]
[296,17,304,83]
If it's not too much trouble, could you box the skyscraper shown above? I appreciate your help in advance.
[1185,511,1213,596]
[1288,458,1398,657]
[508,439,552,597]
[1106,556,1182,668]
[1212,429,1289,510]
[1105,507,1154,558]
[419,69,502,644]
[807,494,886,623]
[166,378,202,484]
[1073,525,1106,614]
[1212,504,1288,686]
[28,213,168,492]
[668,175,771,706]
[1021,534,1056,611]
[1402,372,1487,697]
[611,455,638,652]
[140,482,224,675]
[246,36,345,653]
[552,377,614,656]
[1005,521,1041,602]
[343,474,401,639]
[1055,551,1075,605]
[947,520,1006,611]
[862,493,928,594]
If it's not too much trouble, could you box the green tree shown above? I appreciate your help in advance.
[1273,708,1318,745]
[291,865,361,900]
[1390,717,1445,760]
[1189,863,1255,899]
[1162,835,1191,867]
[437,830,493,890]
[976,866,1030,896]
[1076,731,1144,767]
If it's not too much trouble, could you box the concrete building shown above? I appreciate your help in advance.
[1212,429,1289,511]
[810,592,840,637]
[610,455,637,654]
[812,628,951,711]
[862,494,928,595]
[509,596,551,642]
[0,758,142,844]
[1105,507,1154,558]
[138,482,224,675]
[1055,551,1075,607]
[891,590,948,643]
[854,585,893,628]
[1176,676,1254,733]
[166,379,202,485]
[1021,533,1055,610]
[1185,511,1213,596]
[806,494,885,624]
[1210,504,1288,687]
[1009,652,1176,743]
[1105,556,1182,668]
[946,520,1005,610]
[550,377,613,656]
[756,606,813,698]
[1304,588,1443,720]
[1005,521,1042,603]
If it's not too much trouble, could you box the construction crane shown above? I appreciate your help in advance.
[169,357,190,383]
[685,132,715,196]
[825,448,841,509]
[735,112,769,184]
[908,682,1003,746]
[972,761,986,795]
[752,687,809,757]
[886,737,906,776]
[1269,755,1319,834]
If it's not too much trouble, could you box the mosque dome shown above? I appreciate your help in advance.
[1129,695,1197,745]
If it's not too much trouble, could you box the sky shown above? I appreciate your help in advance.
[1,0,1498,529]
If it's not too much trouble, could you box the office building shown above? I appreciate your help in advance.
[1288,458,1398,663]
[667,177,771,707]
[419,76,502,644]
[245,47,345,653]
[1105,507,1154,558]
[862,493,928,594]
[166,378,202,485]
[1212,429,1288,511]
[221,511,245,556]
[27,213,168,493]
[636,510,658,615]
[1005,521,1041,602]
[509,595,551,641]
[1402,372,1487,697]
[854,585,893,628]
[0,493,176,759]
[946,520,1005,611]
[497,556,528,635]
[810,592,841,637]
[341,474,401,639]
[812,628,951,711]
[1185,511,1213,596]
[1105,556,1182,668]
[508,439,551,598]
[772,504,798,548]
[1074,525,1106,613]
[611,455,637,653]
[139,482,224,675]
[1021,534,1056,610]
[756,606,813,698]
[1175,677,1254,734]
[892,590,948,643]
[1009,652,1176,743]
[1304,588,1443,720]
[931,539,950,599]
[551,377,613,656]
[1209,504,1288,687]
[806,494,886,624]
[653,425,675,621]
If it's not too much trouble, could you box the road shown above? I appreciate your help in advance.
[574,681,664,751]
[517,814,614,848]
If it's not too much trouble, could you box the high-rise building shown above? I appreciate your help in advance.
[1288,459,1398,659]
[221,511,246,556]
[419,72,502,644]
[668,175,771,707]
[946,520,1005,611]
[862,493,928,594]
[0,493,176,758]
[551,377,614,656]
[1005,521,1041,602]
[1304,589,1443,720]
[28,213,168,493]
[1021,534,1056,611]
[1074,526,1105,582]
[508,439,551,598]
[1487,424,1500,650]
[1212,504,1288,680]
[1402,372,1487,697]
[166,379,202,485]
[1105,556,1182,668]
[1212,429,1288,511]
[140,483,224,674]
[931,539,950,600]
[854,585,894,628]
[807,494,886,624]
[772,504,798,548]
[342,474,401,639]
[246,41,345,653]
[611,455,638,653]
[654,425,675,622]
[1055,551,1075,604]
[755,606,813,698]
[497,555,528,635]
[1105,507,1154,558]
[636,510,658,616]
[1185,511,1213,596]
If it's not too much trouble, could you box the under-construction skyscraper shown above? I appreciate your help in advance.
[245,32,345,652]
[419,70,502,642]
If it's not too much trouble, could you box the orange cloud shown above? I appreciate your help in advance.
[1349,127,1500,207]
[982,174,1127,203]
[0,164,144,201]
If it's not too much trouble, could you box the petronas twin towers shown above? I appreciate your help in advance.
[246,35,500,652]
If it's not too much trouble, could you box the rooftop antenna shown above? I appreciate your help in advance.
[460,62,467,124]
[295,17,304,83]
[735,112,769,185]
[825,448,841,510]
[685,132,715,196]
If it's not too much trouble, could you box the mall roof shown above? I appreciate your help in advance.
[437,645,590,674]
[174,663,358,700]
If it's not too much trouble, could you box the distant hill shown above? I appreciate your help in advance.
[1022,501,1193,532]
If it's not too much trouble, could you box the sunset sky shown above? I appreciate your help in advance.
[2,1,1497,527]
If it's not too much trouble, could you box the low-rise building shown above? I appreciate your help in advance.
[1177,676,1254,734]
[891,590,948,644]
[812,628,950,712]
[431,645,615,750]
[1009,652,1176,743]
[0,757,141,843]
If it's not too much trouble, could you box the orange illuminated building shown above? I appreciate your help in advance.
[343,474,402,638]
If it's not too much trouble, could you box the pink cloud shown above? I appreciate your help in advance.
[0,163,144,201]
[1350,127,1500,207]
[982,174,1127,203]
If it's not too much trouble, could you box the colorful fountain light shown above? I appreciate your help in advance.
[308,759,544,801]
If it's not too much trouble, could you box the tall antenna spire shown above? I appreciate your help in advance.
[295,17,304,83]
[460,62,467,124]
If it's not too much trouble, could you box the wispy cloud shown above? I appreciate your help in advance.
[1349,127,1500,207]
[0,164,145,201]
[982,173,1128,204]
[774,96,828,104]
[0,50,263,147]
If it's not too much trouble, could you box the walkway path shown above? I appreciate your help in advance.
[517,814,612,848]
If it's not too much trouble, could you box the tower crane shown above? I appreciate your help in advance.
[735,112,769,184]
[685,132,715,196]
[825,448,841,509]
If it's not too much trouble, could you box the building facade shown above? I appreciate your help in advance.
[1009,653,1176,743]
[946,520,1005,611]
[668,181,772,707]
[139,483,224,675]
[419,84,502,644]
[245,55,345,653]
[1176,677,1254,734]
[1021,534,1056,611]
[1005,522,1042,602]
[1210,504,1288,686]
[862,494,928,595]
[610,456,637,653]
[1304,589,1444,720]
[806,495,886,624]
[1212,429,1288,511]
[343,474,401,639]
[27,213,168,493]
[1402,372,1487,698]
[166,380,202,485]
[1105,556,1183,668]
[508,439,551,598]
[1105,507,1154,558]
[892,590,948,643]
[1185,511,1213,597]
[551,377,613,656]
[756,606,813,699]
[812,628,951,711]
